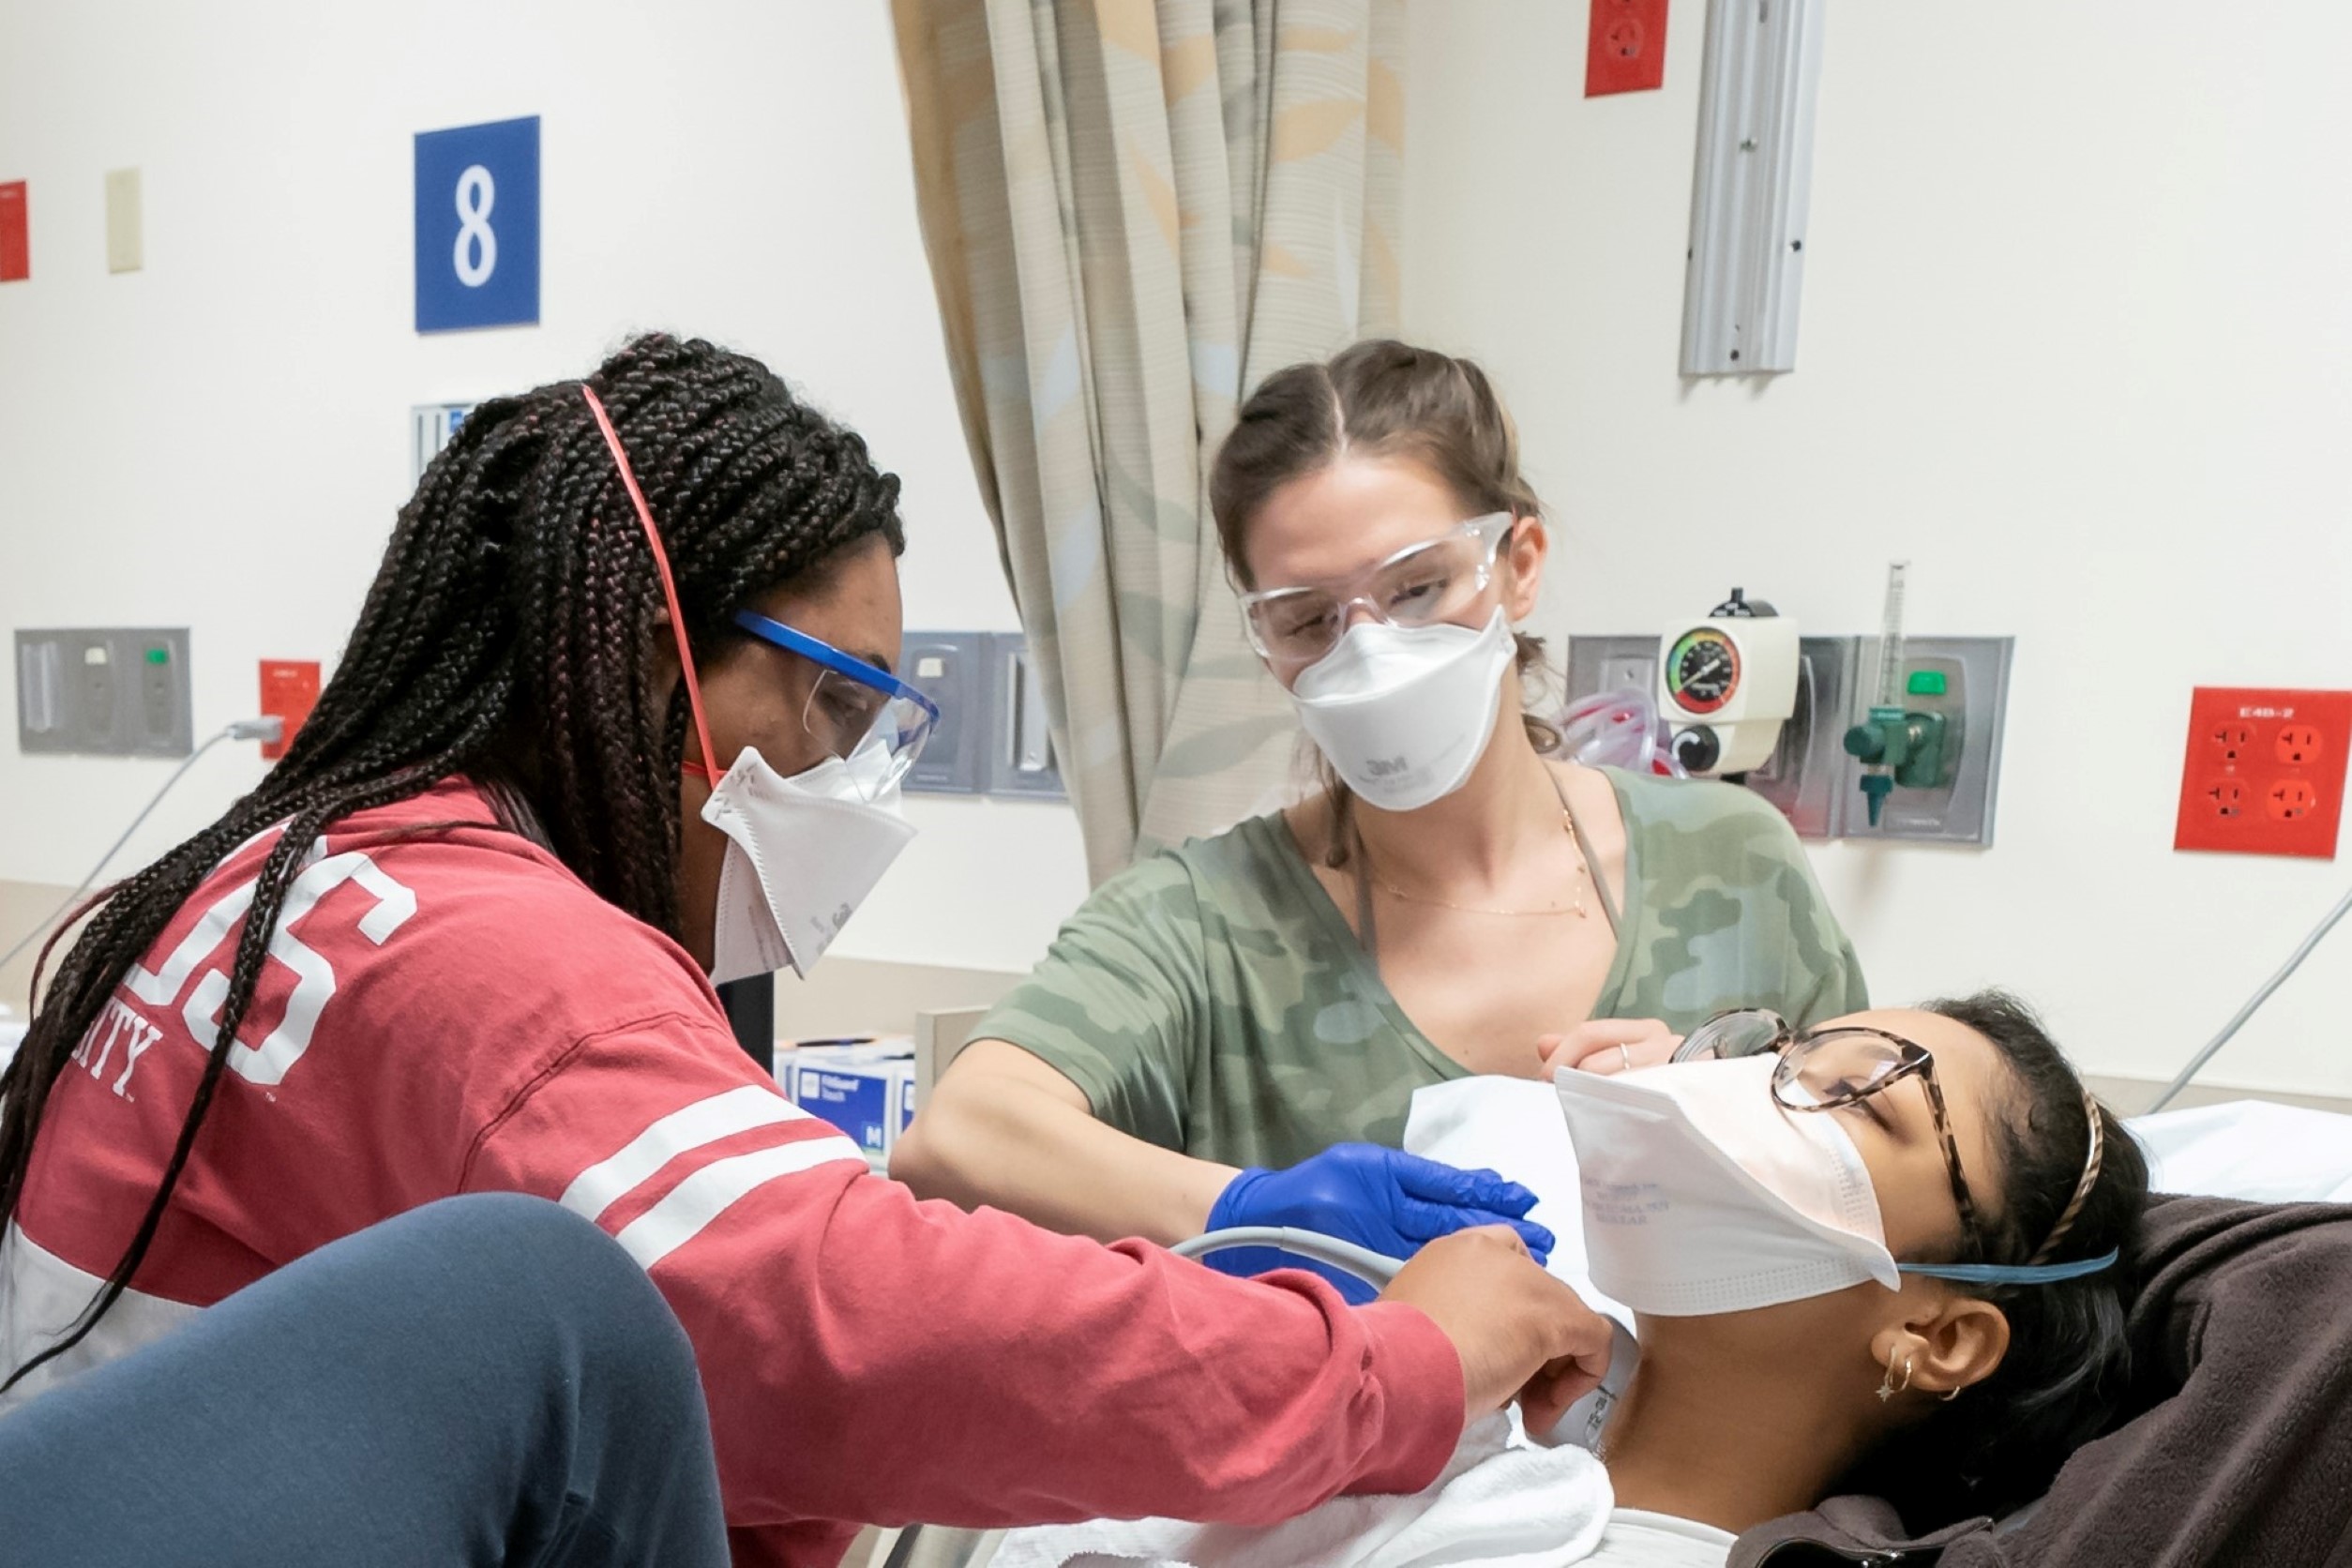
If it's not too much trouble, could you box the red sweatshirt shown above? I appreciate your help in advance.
[2,780,1462,1566]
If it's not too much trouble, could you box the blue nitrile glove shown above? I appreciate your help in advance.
[1199,1143,1554,1304]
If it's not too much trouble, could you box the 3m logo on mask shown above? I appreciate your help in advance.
[1284,611,1516,812]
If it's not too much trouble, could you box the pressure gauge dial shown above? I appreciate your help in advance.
[1666,627,1741,716]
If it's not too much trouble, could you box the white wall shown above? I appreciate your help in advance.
[1404,2,2352,1097]
[0,0,1088,976]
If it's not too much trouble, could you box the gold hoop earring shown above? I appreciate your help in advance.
[1877,1350,1915,1404]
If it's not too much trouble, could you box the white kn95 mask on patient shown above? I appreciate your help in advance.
[1553,1056,1905,1316]
[1287,609,1518,812]
[701,742,917,986]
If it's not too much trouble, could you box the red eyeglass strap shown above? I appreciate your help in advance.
[580,386,720,784]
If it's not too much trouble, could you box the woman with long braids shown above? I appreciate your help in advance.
[0,336,1613,1566]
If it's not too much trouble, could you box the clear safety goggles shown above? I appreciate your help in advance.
[734,611,940,802]
[1675,1008,2120,1286]
[1237,511,1518,667]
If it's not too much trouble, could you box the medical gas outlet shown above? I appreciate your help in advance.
[1842,672,1952,827]
[1657,589,1801,778]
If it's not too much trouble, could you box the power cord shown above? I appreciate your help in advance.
[2146,881,2352,1112]
[0,717,284,978]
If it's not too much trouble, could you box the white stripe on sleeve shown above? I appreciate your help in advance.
[611,1133,867,1269]
[559,1084,808,1225]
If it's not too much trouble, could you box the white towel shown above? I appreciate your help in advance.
[1402,1076,1629,1328]
[990,1414,1612,1568]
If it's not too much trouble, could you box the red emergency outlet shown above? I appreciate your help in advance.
[2173,687,2352,859]
[0,181,28,283]
[259,660,322,762]
[1586,0,1669,97]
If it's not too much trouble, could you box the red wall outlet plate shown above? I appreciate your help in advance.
[2174,687,2352,858]
[1587,0,1668,97]
[0,182,28,282]
[258,660,321,762]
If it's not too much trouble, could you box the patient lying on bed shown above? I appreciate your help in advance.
[997,995,2148,1568]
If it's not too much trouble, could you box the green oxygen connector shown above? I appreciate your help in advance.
[1844,701,1952,827]
[1843,704,1911,765]
[1859,772,1894,827]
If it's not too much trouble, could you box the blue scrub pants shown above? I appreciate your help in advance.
[0,1194,729,1567]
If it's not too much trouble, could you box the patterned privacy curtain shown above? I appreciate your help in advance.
[894,0,1404,884]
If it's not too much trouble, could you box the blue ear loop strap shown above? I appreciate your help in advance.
[1897,1248,2120,1286]
[1179,1235,2119,1290]
[1173,1238,2119,1288]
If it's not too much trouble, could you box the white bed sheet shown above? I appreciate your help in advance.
[2129,1100,2352,1203]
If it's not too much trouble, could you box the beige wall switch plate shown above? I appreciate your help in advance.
[104,167,142,272]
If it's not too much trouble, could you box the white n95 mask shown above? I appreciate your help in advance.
[1287,609,1518,812]
[1554,1056,1903,1316]
[702,744,917,985]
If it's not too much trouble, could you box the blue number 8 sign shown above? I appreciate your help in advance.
[415,116,539,333]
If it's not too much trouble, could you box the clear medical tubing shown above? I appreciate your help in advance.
[1556,689,1688,778]
[1876,560,1910,709]
[2146,881,2352,1112]
[1173,1227,1410,1288]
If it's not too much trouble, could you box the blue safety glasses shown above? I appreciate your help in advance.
[733,611,940,801]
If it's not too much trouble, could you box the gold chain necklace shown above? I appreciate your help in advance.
[1364,807,1591,918]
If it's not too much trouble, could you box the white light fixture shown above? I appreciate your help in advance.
[1680,0,1828,377]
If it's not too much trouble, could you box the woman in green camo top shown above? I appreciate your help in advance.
[897,340,1866,1281]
